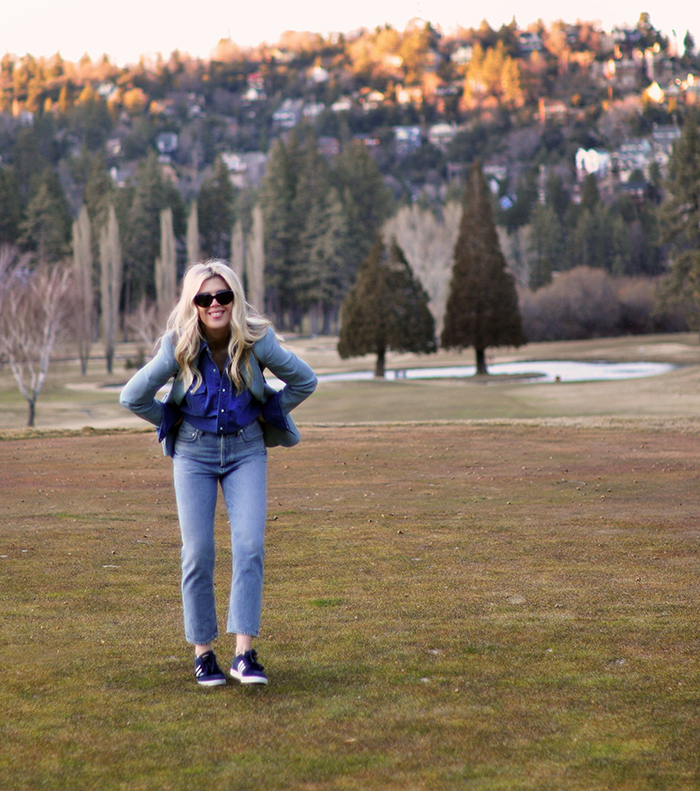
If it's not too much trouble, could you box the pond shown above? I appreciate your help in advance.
[312,360,677,385]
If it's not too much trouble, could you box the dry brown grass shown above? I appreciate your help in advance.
[1,422,699,789]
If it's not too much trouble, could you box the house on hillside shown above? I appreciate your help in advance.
[518,31,543,54]
[331,96,353,112]
[308,65,330,84]
[393,126,422,158]
[303,102,326,120]
[221,151,268,188]
[156,132,178,159]
[396,85,423,106]
[576,148,611,179]
[428,123,457,152]
[538,98,568,124]
[450,46,472,66]
[603,55,643,91]
[612,138,652,181]
[273,98,303,128]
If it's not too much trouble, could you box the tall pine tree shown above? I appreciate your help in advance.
[441,160,525,374]
[259,134,299,326]
[338,236,436,377]
[198,155,235,260]
[660,112,700,326]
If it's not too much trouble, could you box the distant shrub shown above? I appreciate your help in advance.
[519,267,690,342]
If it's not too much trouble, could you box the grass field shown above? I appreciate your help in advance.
[1,332,700,429]
[1,335,699,789]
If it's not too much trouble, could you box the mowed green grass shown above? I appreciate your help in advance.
[1,423,699,790]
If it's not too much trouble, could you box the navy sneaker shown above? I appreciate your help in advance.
[194,650,227,686]
[230,649,268,685]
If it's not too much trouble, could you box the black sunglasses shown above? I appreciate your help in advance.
[193,289,234,308]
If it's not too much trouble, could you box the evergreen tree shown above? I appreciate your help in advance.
[123,151,184,304]
[299,186,350,334]
[288,129,332,326]
[0,166,21,244]
[338,236,436,377]
[259,133,301,326]
[19,167,72,262]
[441,160,525,374]
[660,113,700,325]
[334,141,393,279]
[198,155,235,260]
[11,128,48,202]
[83,154,115,234]
[529,203,563,289]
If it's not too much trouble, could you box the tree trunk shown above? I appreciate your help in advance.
[374,345,386,378]
[475,347,488,375]
[27,399,35,428]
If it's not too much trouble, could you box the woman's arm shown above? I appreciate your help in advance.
[119,334,180,427]
[253,327,317,421]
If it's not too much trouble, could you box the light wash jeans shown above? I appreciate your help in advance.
[172,419,267,645]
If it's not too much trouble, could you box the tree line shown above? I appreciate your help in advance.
[3,111,700,427]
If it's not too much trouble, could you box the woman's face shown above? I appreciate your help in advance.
[195,275,233,338]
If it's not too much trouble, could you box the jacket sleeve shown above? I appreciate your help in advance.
[253,327,317,424]
[119,333,181,428]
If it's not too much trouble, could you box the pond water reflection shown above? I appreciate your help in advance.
[313,360,677,385]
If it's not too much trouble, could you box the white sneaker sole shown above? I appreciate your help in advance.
[230,669,268,684]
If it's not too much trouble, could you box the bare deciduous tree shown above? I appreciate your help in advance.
[383,201,461,337]
[186,200,200,264]
[246,204,265,312]
[155,207,177,324]
[0,245,73,427]
[125,298,160,369]
[72,204,94,374]
[99,204,123,374]
[230,218,245,282]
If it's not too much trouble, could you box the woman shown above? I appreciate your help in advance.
[120,261,317,686]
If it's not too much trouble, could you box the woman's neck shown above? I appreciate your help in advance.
[203,328,230,351]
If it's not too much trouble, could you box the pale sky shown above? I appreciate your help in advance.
[1,0,698,65]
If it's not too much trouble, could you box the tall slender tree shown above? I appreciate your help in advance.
[124,151,184,305]
[0,166,21,244]
[72,204,94,374]
[334,141,393,279]
[155,207,177,323]
[660,113,700,327]
[246,204,265,313]
[198,155,235,260]
[186,200,200,264]
[259,133,300,326]
[230,218,245,282]
[441,160,525,374]
[99,204,123,373]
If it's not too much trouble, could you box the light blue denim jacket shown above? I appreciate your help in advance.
[120,327,317,456]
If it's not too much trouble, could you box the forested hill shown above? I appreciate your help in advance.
[1,13,699,335]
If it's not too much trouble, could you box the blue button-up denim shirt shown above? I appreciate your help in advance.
[178,343,286,435]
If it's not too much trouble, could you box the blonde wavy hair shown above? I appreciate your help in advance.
[165,261,271,393]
